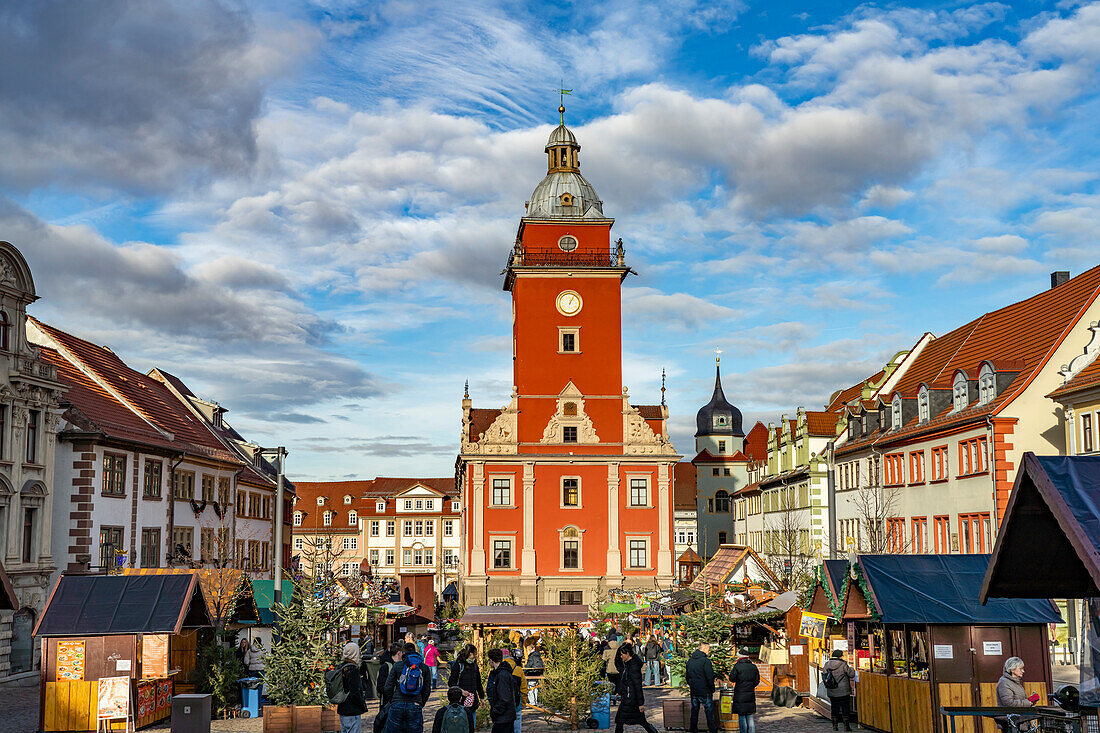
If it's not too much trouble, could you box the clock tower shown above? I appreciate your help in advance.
[459,111,680,605]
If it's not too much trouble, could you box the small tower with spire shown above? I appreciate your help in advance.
[695,349,745,452]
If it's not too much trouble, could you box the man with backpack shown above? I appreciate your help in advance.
[642,636,662,687]
[383,642,431,733]
[487,649,518,733]
[822,649,857,731]
[376,644,402,710]
[326,643,367,733]
[432,686,472,733]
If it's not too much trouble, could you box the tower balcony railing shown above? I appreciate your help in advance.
[509,240,626,268]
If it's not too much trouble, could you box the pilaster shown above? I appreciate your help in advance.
[606,462,622,578]
[657,461,672,576]
[470,462,486,575]
[521,461,536,576]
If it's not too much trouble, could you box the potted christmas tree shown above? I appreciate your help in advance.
[537,631,612,730]
[263,539,352,733]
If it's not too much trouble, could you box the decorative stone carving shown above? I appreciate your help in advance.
[540,382,599,444]
[1060,321,1100,382]
[463,393,519,455]
[623,400,676,455]
[0,256,16,287]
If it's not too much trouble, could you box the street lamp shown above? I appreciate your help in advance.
[258,446,288,606]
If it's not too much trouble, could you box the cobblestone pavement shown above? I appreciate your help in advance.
[7,678,831,732]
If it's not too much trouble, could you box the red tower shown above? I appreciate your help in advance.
[459,114,679,605]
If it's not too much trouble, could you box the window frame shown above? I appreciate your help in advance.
[628,477,650,507]
[953,373,969,412]
[627,538,649,569]
[102,453,127,497]
[492,537,514,570]
[561,476,581,508]
[491,476,513,507]
[908,450,925,485]
[558,327,580,354]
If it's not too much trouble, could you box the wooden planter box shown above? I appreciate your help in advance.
[294,705,323,733]
[663,699,691,730]
[263,706,295,733]
[321,706,340,732]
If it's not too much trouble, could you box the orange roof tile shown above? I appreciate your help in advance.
[743,422,769,462]
[826,370,885,412]
[634,404,663,419]
[468,408,501,442]
[805,411,838,437]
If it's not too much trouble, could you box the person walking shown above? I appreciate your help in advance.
[383,642,431,733]
[642,636,662,687]
[244,638,266,677]
[729,649,760,733]
[487,649,519,733]
[686,641,718,733]
[448,644,485,733]
[604,638,622,697]
[501,649,528,733]
[337,642,368,733]
[614,644,660,733]
[424,638,440,689]
[432,686,472,733]
[822,649,857,731]
[376,644,402,710]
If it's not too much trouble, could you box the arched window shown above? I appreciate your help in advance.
[0,311,9,351]
[892,395,902,429]
[978,363,996,405]
[918,385,930,423]
[714,490,731,513]
[561,526,581,569]
[953,373,969,412]
[293,511,302,526]
[348,510,357,526]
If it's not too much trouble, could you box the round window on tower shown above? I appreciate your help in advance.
[558,235,578,252]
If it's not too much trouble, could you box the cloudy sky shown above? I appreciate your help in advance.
[4,0,1100,480]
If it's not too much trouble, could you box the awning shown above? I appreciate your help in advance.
[859,554,1061,625]
[982,453,1100,602]
[602,602,636,614]
[251,579,295,625]
[461,605,591,627]
[34,574,212,636]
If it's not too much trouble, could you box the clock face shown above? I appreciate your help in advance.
[556,290,582,316]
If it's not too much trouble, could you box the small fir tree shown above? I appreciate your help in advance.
[538,631,611,730]
[263,539,352,706]
[668,607,739,689]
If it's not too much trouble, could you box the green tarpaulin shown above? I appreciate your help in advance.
[602,602,636,614]
[251,579,294,625]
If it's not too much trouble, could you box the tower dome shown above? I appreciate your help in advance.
[696,362,744,437]
[525,120,604,219]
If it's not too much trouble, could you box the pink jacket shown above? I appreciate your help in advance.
[423,644,439,666]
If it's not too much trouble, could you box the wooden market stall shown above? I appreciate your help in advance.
[845,553,1060,733]
[34,573,212,732]
[688,544,794,693]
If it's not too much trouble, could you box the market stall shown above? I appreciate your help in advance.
[981,453,1100,713]
[33,573,212,732]
[844,554,1059,733]
[800,560,869,714]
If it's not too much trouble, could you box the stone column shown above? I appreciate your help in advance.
[606,463,622,578]
[521,461,536,575]
[657,462,673,576]
[470,462,486,575]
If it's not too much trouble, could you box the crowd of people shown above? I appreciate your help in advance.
[317,626,782,733]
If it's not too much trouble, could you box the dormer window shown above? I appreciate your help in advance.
[316,496,325,506]
[559,193,574,207]
[343,495,352,505]
[880,407,888,429]
[918,386,929,423]
[714,415,727,429]
[376,500,385,512]
[891,396,902,429]
[953,372,969,411]
[978,363,996,405]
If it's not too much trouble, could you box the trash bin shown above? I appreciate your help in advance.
[171,693,212,733]
[239,678,264,718]
[590,692,610,729]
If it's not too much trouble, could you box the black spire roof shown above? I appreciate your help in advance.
[695,363,744,437]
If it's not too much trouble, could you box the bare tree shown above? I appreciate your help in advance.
[763,487,817,591]
[842,456,907,554]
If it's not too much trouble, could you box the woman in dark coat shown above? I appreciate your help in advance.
[448,644,485,732]
[729,648,761,733]
[614,645,659,733]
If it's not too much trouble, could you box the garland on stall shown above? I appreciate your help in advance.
[848,561,880,620]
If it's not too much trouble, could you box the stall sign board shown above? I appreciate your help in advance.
[983,641,1003,656]
[97,675,131,720]
[790,645,804,656]
[57,640,85,681]
[832,639,848,652]
[934,645,954,659]
[142,634,169,678]
[799,612,828,640]
[116,659,132,672]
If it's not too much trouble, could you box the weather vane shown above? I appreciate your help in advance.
[716,346,722,365]
[661,368,667,406]
[559,80,572,124]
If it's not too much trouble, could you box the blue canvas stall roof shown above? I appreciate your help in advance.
[982,453,1100,602]
[251,579,295,625]
[859,554,1061,625]
[33,573,211,637]
[823,559,849,599]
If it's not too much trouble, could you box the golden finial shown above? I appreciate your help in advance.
[716,346,722,366]
[559,82,571,125]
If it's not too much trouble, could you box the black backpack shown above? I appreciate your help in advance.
[822,664,840,690]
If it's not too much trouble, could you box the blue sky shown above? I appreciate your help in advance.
[3,0,1100,480]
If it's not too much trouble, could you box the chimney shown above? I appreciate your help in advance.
[1051,271,1070,289]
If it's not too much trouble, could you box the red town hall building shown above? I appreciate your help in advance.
[458,114,679,605]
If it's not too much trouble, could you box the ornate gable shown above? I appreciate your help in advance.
[623,394,675,455]
[540,382,599,444]
[462,392,518,455]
